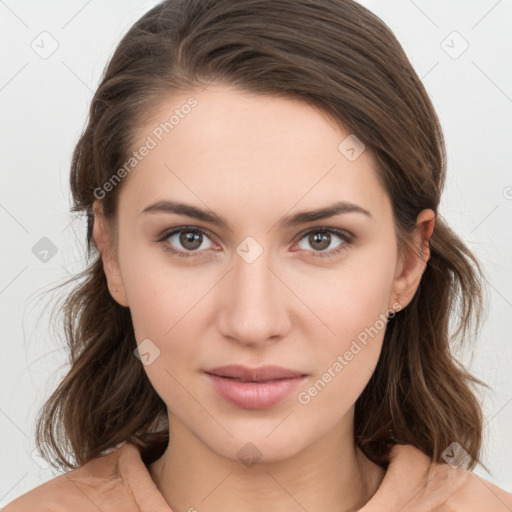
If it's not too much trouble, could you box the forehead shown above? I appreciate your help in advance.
[120,85,390,222]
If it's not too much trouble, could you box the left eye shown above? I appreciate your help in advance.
[296,228,347,253]
[294,228,352,258]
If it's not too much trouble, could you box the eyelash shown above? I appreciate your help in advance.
[156,226,353,260]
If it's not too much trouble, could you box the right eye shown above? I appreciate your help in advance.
[157,226,216,258]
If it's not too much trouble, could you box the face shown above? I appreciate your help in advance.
[94,85,426,463]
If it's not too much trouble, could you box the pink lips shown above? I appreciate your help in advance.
[205,364,307,409]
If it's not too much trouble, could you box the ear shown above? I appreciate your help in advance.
[92,200,129,307]
[390,209,435,309]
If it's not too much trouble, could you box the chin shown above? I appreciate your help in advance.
[201,421,316,465]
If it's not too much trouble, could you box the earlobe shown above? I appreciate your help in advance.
[103,256,130,308]
[390,209,435,309]
[92,200,129,307]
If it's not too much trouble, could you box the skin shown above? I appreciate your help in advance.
[93,85,434,512]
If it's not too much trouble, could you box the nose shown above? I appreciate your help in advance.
[216,243,292,347]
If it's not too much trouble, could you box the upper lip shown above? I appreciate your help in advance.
[205,365,306,382]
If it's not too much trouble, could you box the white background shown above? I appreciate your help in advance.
[1,0,511,504]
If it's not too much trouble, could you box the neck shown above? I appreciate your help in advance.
[148,417,385,512]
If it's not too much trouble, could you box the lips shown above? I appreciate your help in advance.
[205,364,306,382]
[204,365,308,409]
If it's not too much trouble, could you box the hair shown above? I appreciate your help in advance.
[36,0,487,471]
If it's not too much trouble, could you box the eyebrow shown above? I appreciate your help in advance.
[140,199,372,229]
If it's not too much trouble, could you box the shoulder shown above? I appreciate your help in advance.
[385,444,512,512]
[2,443,140,512]
[426,457,512,511]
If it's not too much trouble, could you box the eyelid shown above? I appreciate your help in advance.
[294,225,353,243]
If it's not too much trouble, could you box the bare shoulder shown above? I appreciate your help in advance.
[2,445,138,512]
[451,471,512,511]
[381,444,512,511]
[2,470,92,512]
[428,460,512,511]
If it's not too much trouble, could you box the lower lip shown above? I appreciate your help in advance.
[205,373,306,409]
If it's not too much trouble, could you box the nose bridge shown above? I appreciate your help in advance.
[217,236,289,344]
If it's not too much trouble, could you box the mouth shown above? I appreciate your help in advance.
[211,376,288,383]
[205,364,306,382]
[204,365,308,409]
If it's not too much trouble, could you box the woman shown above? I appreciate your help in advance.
[5,0,511,510]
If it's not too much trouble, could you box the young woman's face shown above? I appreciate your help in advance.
[98,85,420,462]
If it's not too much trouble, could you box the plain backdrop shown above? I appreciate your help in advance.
[1,0,511,504]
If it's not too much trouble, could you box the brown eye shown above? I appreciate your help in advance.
[179,230,203,251]
[308,232,332,251]
[158,227,215,257]
[296,227,353,259]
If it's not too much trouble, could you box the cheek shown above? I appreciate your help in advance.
[122,259,199,411]
[295,235,397,341]
[118,236,206,337]
[296,280,392,421]
[292,238,397,403]
[118,241,214,394]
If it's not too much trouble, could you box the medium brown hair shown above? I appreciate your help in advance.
[36,0,486,471]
